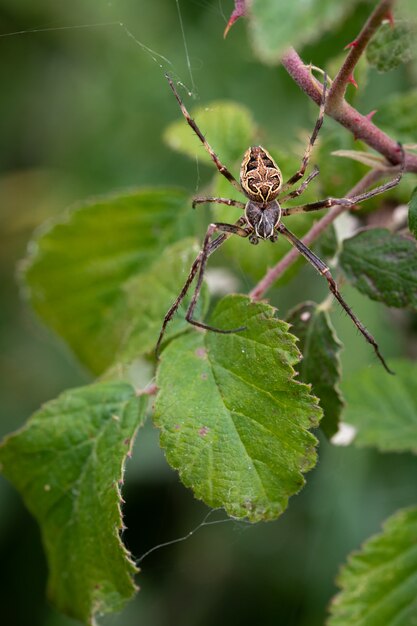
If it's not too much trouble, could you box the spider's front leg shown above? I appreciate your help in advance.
[281,74,328,193]
[279,166,320,203]
[166,74,243,194]
[277,223,393,373]
[155,219,250,357]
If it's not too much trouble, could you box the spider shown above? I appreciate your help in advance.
[156,74,404,372]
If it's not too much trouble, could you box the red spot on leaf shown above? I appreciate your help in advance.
[195,347,207,359]
[199,426,209,437]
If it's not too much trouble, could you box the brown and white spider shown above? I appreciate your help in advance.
[156,74,404,372]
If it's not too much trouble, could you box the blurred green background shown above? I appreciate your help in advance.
[1,1,416,625]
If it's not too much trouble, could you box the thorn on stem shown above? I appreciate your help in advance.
[384,10,395,28]
[365,110,377,122]
[347,72,358,89]
[224,0,246,38]
[344,39,359,50]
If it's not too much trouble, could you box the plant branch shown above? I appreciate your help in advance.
[327,0,396,112]
[281,47,417,171]
[249,169,387,301]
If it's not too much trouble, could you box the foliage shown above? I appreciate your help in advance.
[409,187,417,239]
[342,359,417,453]
[340,229,417,310]
[367,22,416,72]
[155,295,322,522]
[0,383,146,624]
[2,1,417,625]
[24,189,194,374]
[329,506,417,625]
[248,0,361,63]
[376,89,417,144]
[287,301,344,438]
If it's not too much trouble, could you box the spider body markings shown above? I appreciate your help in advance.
[156,74,404,373]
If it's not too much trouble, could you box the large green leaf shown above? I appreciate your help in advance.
[0,382,146,625]
[287,302,344,438]
[328,506,417,626]
[164,100,256,166]
[342,359,417,453]
[249,0,360,63]
[340,228,417,310]
[23,188,191,374]
[154,294,322,522]
[367,22,416,72]
[409,187,417,240]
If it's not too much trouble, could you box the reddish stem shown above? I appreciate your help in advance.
[281,47,417,171]
[327,0,396,112]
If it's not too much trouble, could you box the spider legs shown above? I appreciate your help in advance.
[280,166,320,203]
[165,74,242,194]
[277,223,393,373]
[185,221,249,332]
[283,145,404,216]
[192,197,246,210]
[155,219,249,357]
[281,74,328,193]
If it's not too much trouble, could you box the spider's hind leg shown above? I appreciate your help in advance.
[277,222,393,374]
[155,220,250,357]
[185,221,250,333]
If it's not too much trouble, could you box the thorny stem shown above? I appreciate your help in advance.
[249,169,387,300]
[327,0,396,112]
[281,47,417,171]
[252,0,416,299]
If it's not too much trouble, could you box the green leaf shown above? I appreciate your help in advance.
[367,22,416,72]
[249,0,360,63]
[118,238,209,362]
[331,149,389,170]
[315,223,339,261]
[341,359,417,453]
[340,228,417,310]
[23,188,191,374]
[377,89,417,144]
[409,187,417,240]
[0,382,146,625]
[164,100,256,166]
[287,302,344,438]
[328,506,417,626]
[154,294,322,522]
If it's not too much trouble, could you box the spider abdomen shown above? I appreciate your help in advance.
[240,146,283,204]
[245,200,281,240]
